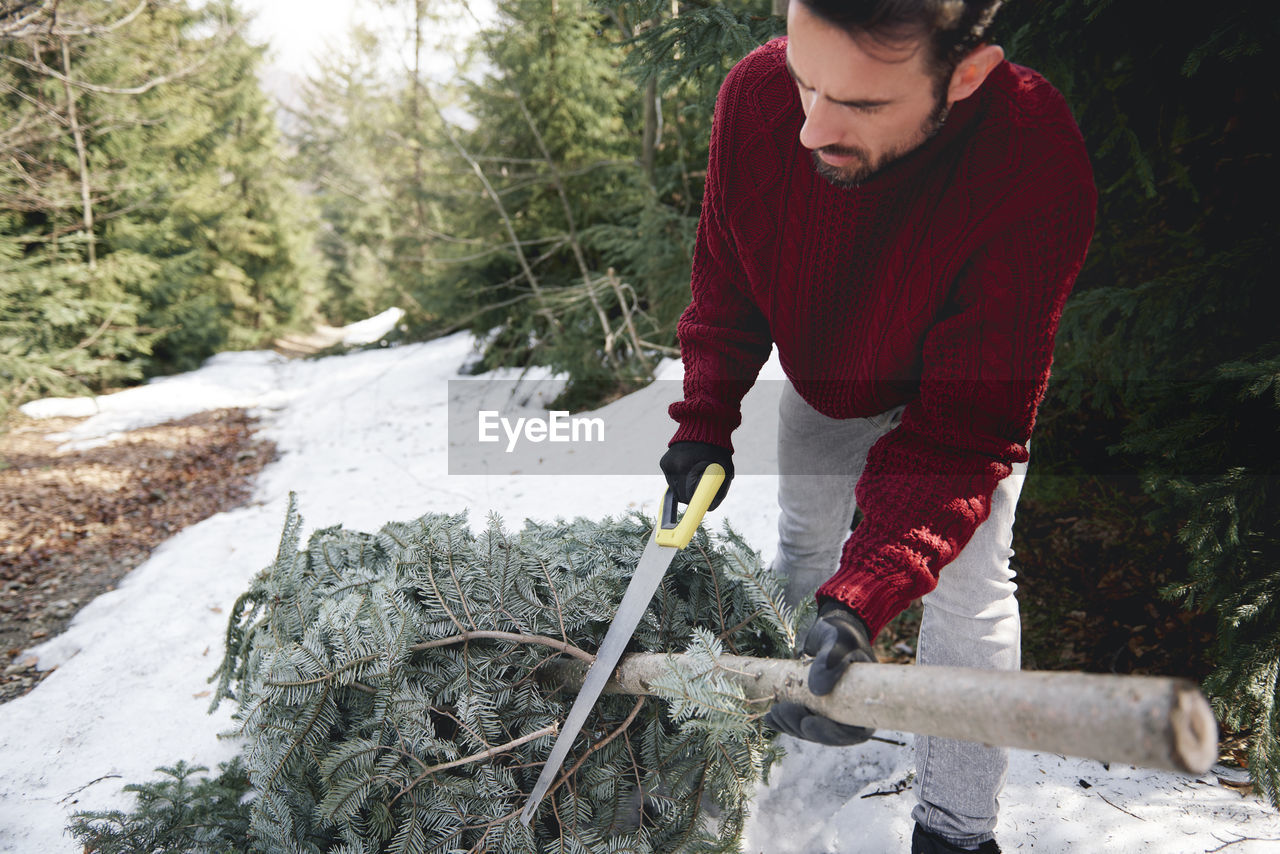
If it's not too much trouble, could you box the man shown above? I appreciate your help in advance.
[659,1,1096,851]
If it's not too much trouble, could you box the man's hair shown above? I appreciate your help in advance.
[796,0,1004,80]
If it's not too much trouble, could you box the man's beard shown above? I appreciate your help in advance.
[811,95,951,189]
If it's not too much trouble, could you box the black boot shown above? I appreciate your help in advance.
[911,823,1001,854]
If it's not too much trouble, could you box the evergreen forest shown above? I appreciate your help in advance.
[4,0,1278,813]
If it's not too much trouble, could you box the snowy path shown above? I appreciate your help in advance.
[2,325,1277,852]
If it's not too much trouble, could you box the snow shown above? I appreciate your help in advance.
[16,396,99,419]
[3,323,1278,853]
[339,306,405,346]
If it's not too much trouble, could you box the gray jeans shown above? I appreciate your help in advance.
[772,381,1025,848]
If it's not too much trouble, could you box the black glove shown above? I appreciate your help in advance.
[659,441,734,511]
[763,599,877,745]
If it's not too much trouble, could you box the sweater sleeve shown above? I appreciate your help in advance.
[817,165,1097,638]
[667,61,774,453]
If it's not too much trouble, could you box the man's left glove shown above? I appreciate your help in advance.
[763,599,876,745]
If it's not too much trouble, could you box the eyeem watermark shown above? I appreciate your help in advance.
[478,410,605,453]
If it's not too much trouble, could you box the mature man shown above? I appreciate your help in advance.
[659,1,1096,851]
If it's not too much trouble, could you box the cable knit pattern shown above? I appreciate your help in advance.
[669,38,1097,638]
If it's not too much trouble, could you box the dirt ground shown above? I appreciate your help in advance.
[0,409,276,704]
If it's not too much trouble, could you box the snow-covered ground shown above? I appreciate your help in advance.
[3,320,1278,852]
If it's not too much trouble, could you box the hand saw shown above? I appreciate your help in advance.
[519,463,726,826]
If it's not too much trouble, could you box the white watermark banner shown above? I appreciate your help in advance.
[449,377,1048,475]
[447,377,690,475]
[476,410,606,453]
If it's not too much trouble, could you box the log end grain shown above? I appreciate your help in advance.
[1171,681,1218,775]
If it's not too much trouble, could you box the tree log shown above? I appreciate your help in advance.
[543,654,1217,776]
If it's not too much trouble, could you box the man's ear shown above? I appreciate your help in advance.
[946,44,1005,104]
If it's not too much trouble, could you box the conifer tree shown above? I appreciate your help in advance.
[281,0,781,406]
[104,0,317,370]
[0,240,155,421]
[414,0,783,405]
[582,0,783,380]
[429,0,643,388]
[376,0,459,333]
[1,0,314,407]
[287,0,496,334]
[287,35,402,325]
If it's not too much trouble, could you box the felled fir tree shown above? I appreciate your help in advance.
[73,497,796,853]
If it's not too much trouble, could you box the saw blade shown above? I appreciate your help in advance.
[519,533,676,825]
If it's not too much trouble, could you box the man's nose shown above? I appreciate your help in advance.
[798,96,843,151]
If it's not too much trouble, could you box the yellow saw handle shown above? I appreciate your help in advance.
[655,463,725,548]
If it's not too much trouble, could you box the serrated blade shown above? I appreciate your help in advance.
[519,533,676,825]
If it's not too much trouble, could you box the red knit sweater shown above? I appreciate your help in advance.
[669,38,1097,638]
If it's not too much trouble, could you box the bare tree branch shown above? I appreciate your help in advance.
[0,0,52,39]
[606,268,654,370]
[4,45,216,97]
[5,11,242,98]
[424,89,559,331]
[3,0,152,40]
[513,95,617,362]
[58,36,94,266]
[94,0,147,35]
[0,77,67,127]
